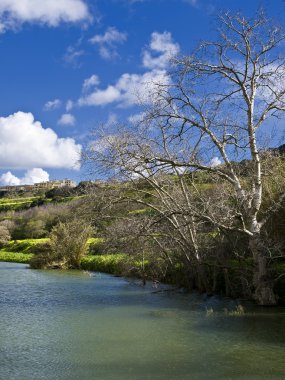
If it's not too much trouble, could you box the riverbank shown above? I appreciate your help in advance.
[1,238,285,304]
[0,251,33,264]
[0,250,126,274]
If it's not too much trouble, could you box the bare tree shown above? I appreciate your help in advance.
[86,11,285,305]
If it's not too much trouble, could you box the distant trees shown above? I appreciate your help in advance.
[10,202,72,239]
[86,10,285,305]
[45,186,73,200]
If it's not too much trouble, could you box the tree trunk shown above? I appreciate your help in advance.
[249,236,276,305]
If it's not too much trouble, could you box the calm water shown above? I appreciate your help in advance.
[0,262,285,380]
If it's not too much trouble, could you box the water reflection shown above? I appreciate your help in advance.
[0,262,284,380]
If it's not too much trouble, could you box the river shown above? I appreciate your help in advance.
[0,262,285,379]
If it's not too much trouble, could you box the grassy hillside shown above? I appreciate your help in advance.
[0,197,43,211]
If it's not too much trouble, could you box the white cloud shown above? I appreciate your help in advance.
[0,171,20,186]
[90,26,127,45]
[128,112,147,124]
[44,99,62,111]
[0,168,50,186]
[142,31,180,70]
[21,168,50,184]
[0,112,81,169]
[78,85,121,106]
[66,100,74,112]
[63,46,85,68]
[58,113,76,126]
[78,69,169,107]
[0,0,91,32]
[78,32,178,108]
[209,157,222,167]
[82,74,100,92]
[90,27,127,60]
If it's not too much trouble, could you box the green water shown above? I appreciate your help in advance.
[0,262,284,380]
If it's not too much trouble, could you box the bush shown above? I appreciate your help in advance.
[30,220,93,269]
[88,237,105,255]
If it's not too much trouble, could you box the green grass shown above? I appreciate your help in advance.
[87,237,104,244]
[0,196,40,204]
[2,238,49,253]
[1,237,102,254]
[81,254,126,273]
[0,251,34,263]
[128,208,156,216]
[0,237,128,277]
[0,248,126,274]
[0,195,81,211]
[0,196,42,211]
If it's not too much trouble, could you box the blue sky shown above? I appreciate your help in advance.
[0,0,284,185]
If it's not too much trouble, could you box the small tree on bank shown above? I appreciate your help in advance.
[31,220,93,269]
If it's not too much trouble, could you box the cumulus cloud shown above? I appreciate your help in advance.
[90,27,127,60]
[78,32,178,108]
[21,168,50,184]
[0,112,81,169]
[0,171,20,186]
[78,69,169,107]
[142,31,180,70]
[82,74,100,92]
[0,0,91,33]
[58,113,76,126]
[0,168,50,186]
[44,99,62,111]
[78,85,120,106]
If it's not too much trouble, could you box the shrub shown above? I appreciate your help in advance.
[88,237,105,255]
[30,220,93,269]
